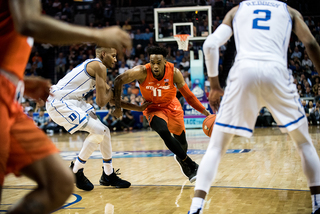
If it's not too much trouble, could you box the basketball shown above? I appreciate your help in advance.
[202,114,216,137]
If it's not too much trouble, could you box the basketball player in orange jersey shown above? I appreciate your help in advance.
[113,47,211,182]
[0,0,131,213]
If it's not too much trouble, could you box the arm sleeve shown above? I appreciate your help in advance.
[179,83,205,113]
[203,24,233,77]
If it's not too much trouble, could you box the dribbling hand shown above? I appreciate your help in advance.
[208,88,224,113]
[202,109,211,116]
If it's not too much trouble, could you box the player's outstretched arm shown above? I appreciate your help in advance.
[109,99,151,112]
[113,66,147,118]
[289,6,320,70]
[174,68,210,116]
[9,0,131,55]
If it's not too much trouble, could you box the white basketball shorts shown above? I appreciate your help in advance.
[46,96,94,134]
[215,59,306,138]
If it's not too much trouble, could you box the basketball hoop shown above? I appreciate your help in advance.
[174,34,190,51]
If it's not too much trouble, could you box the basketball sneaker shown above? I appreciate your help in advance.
[174,155,199,182]
[99,167,131,188]
[174,155,191,177]
[70,161,94,191]
[188,160,199,183]
[188,208,202,214]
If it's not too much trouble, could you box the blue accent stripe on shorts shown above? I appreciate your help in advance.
[85,106,94,112]
[51,99,77,126]
[277,115,305,128]
[67,116,87,133]
[215,122,253,133]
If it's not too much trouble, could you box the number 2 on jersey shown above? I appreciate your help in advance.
[153,88,162,97]
[252,10,271,30]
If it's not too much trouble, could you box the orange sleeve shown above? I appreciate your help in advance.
[179,83,205,113]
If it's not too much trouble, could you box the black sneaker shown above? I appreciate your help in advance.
[99,168,131,188]
[174,155,192,177]
[174,155,198,183]
[70,161,94,191]
[188,161,199,183]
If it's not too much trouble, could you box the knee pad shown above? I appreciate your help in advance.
[82,117,110,144]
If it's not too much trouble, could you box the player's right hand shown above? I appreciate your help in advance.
[208,88,224,113]
[97,26,132,58]
[112,107,123,119]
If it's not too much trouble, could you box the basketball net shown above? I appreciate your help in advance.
[174,34,190,51]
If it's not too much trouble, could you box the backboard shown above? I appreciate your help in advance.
[154,6,212,42]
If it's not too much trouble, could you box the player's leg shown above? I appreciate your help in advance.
[150,116,190,160]
[69,116,105,191]
[173,131,188,153]
[150,115,198,182]
[150,116,192,160]
[288,121,320,214]
[46,99,97,191]
[189,61,260,213]
[7,153,74,214]
[81,117,130,188]
[261,61,320,213]
[189,128,234,214]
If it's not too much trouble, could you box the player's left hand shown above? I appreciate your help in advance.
[24,77,52,101]
[208,88,224,113]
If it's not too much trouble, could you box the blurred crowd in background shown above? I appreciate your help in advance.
[23,0,320,132]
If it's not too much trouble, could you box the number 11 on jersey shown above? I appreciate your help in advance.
[153,88,162,97]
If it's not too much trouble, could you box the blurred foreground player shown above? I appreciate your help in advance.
[0,0,131,213]
[189,1,320,213]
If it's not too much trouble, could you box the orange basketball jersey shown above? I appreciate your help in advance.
[0,0,33,80]
[140,62,177,108]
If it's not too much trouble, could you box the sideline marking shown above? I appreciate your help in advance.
[60,149,251,160]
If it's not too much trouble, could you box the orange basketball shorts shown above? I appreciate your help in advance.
[0,73,58,185]
[143,97,185,136]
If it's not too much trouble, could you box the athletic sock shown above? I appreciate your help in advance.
[189,197,204,213]
[103,159,113,175]
[73,157,86,173]
[312,194,320,213]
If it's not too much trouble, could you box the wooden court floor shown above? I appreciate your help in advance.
[2,126,320,214]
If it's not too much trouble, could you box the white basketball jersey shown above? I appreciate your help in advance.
[233,0,292,66]
[51,58,102,100]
